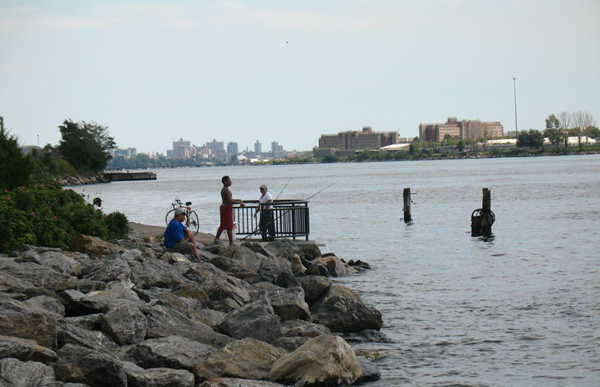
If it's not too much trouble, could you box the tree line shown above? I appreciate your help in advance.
[1,119,115,190]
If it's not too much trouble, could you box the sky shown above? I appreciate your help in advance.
[1,0,599,154]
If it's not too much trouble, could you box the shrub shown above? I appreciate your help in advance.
[0,182,129,253]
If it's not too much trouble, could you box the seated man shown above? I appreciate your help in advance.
[164,208,205,262]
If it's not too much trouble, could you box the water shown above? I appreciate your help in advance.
[72,155,600,386]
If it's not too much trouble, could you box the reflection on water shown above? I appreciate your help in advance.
[72,155,600,386]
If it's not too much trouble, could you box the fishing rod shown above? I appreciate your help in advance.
[304,181,335,201]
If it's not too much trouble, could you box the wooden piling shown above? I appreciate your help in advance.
[403,188,412,223]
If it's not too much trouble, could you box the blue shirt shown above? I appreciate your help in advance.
[164,219,185,248]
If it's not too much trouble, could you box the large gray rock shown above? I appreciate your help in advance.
[38,250,83,277]
[0,335,58,363]
[101,304,148,346]
[0,357,57,387]
[311,284,383,333]
[297,275,332,304]
[59,289,108,316]
[126,366,195,387]
[194,338,287,381]
[313,255,349,277]
[198,378,286,387]
[57,320,119,354]
[0,298,58,350]
[24,295,65,316]
[198,276,252,313]
[126,335,215,371]
[269,335,362,387]
[53,343,127,387]
[69,234,125,258]
[145,304,232,348]
[208,256,257,279]
[0,259,77,293]
[217,300,283,345]
[251,282,310,322]
[80,255,131,283]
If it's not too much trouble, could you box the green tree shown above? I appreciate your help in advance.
[517,129,544,149]
[545,114,560,129]
[0,128,35,190]
[543,128,563,148]
[58,119,115,173]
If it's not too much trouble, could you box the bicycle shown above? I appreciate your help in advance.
[165,198,200,235]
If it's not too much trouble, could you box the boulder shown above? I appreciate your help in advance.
[80,255,131,283]
[0,298,58,350]
[145,304,232,348]
[57,320,120,354]
[59,289,108,316]
[0,258,77,293]
[311,284,383,333]
[0,357,57,387]
[198,378,286,387]
[126,366,195,387]
[295,243,322,261]
[0,335,58,363]
[24,295,65,316]
[101,304,148,346]
[263,240,300,261]
[208,256,257,279]
[194,338,287,381]
[313,255,348,277]
[269,335,361,387]
[198,276,252,313]
[217,300,283,345]
[69,234,125,258]
[251,282,310,322]
[126,335,215,371]
[297,276,332,305]
[303,260,330,277]
[53,343,127,387]
[356,356,381,384]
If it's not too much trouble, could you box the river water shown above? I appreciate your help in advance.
[72,155,600,386]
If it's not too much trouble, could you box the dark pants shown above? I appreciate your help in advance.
[259,210,275,241]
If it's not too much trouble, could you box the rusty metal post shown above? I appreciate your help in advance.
[471,188,494,237]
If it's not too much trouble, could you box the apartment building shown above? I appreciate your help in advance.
[318,127,400,150]
[419,117,503,142]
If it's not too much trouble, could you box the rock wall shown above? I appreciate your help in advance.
[0,235,388,386]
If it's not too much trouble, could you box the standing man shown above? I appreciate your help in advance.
[164,208,205,261]
[215,175,245,245]
[254,184,275,241]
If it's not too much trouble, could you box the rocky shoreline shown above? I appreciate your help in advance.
[0,226,389,386]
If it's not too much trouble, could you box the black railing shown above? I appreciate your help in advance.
[233,199,310,240]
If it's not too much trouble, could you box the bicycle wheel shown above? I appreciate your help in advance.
[165,209,176,225]
[187,211,200,235]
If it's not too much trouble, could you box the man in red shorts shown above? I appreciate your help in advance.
[215,175,245,245]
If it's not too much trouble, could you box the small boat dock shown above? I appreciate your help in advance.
[101,171,157,182]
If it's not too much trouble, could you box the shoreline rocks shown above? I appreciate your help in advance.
[0,234,387,386]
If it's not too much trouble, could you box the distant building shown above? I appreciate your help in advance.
[254,140,262,153]
[419,117,503,142]
[168,138,192,158]
[206,139,225,158]
[271,141,283,152]
[317,127,400,150]
[227,142,239,155]
[111,148,137,158]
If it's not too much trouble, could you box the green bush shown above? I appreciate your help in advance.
[0,182,129,253]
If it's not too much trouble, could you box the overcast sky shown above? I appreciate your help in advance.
[1,0,599,154]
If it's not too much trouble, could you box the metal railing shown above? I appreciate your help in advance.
[233,199,310,240]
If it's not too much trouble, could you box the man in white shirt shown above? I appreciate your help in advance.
[254,184,275,241]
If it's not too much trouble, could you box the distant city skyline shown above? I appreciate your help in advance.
[2,1,599,153]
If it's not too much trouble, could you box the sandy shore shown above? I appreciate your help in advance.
[128,222,215,245]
